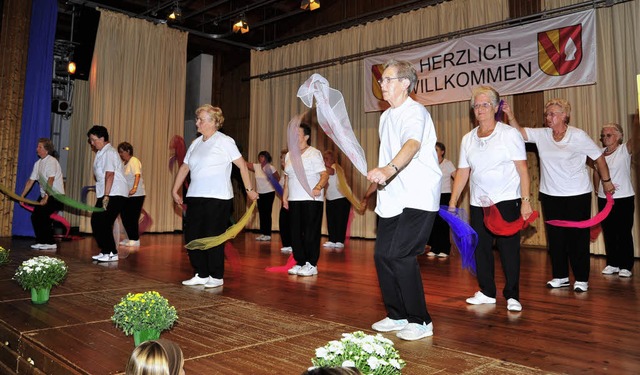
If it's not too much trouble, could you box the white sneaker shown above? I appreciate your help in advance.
[288,265,302,275]
[602,265,620,275]
[466,291,496,305]
[574,281,588,292]
[436,252,449,258]
[507,298,522,312]
[262,235,271,241]
[280,246,293,254]
[182,274,209,286]
[546,278,570,288]
[619,269,632,278]
[396,322,433,340]
[334,242,344,248]
[96,252,118,262]
[426,251,437,257]
[322,241,335,248]
[371,317,408,332]
[39,244,57,250]
[92,253,104,260]
[297,262,318,276]
[31,244,45,249]
[256,235,265,241]
[119,240,129,245]
[204,277,224,288]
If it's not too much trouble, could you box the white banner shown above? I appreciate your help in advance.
[364,9,596,112]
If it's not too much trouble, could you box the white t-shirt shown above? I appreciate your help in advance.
[184,132,241,199]
[123,156,146,197]
[597,143,635,198]
[284,147,326,201]
[30,155,64,197]
[525,126,602,196]
[459,122,526,206]
[325,165,345,201]
[375,97,442,218]
[93,143,128,198]
[439,159,456,194]
[253,163,276,194]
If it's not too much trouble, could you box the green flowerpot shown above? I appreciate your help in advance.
[30,287,51,304]
[133,329,161,346]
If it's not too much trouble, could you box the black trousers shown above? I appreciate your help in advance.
[540,193,591,281]
[184,197,232,279]
[374,208,436,325]
[121,195,145,241]
[91,196,126,254]
[31,198,63,244]
[326,197,351,243]
[470,199,521,300]
[279,205,291,247]
[289,200,323,266]
[427,193,452,254]
[598,196,635,271]
[257,192,275,235]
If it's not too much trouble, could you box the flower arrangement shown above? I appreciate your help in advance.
[312,331,405,374]
[13,256,67,290]
[0,246,9,266]
[112,291,178,336]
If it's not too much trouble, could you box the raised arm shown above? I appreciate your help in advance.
[502,102,529,141]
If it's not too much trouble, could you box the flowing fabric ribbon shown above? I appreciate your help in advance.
[40,178,105,212]
[20,202,71,237]
[185,201,257,250]
[80,186,96,203]
[169,135,187,172]
[494,100,504,121]
[263,164,283,196]
[438,206,477,274]
[297,74,368,176]
[480,197,539,236]
[0,183,40,206]
[287,113,314,197]
[546,193,614,228]
[334,164,365,213]
[265,254,297,273]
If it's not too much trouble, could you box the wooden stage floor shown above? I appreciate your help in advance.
[0,232,638,374]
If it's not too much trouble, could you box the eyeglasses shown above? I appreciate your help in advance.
[377,77,402,85]
[472,102,492,110]
[195,117,208,122]
[600,134,615,138]
[545,111,564,117]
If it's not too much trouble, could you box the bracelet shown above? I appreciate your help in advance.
[387,162,399,172]
[602,178,611,183]
[314,184,323,190]
[246,188,254,192]
[521,197,530,202]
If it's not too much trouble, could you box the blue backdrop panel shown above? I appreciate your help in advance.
[12,0,58,237]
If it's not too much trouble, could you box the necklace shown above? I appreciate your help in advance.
[604,146,617,154]
[552,127,567,141]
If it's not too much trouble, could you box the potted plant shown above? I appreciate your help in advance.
[0,246,9,266]
[311,331,405,374]
[112,291,178,346]
[13,255,68,304]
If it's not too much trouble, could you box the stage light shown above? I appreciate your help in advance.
[232,15,249,34]
[168,2,181,20]
[67,61,76,74]
[301,0,320,11]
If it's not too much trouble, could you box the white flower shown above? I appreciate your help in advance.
[342,360,356,367]
[315,347,329,359]
[389,358,401,369]
[367,356,382,370]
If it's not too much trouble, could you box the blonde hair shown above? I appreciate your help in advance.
[545,99,571,124]
[470,86,500,108]
[602,122,624,144]
[126,339,184,375]
[196,104,224,129]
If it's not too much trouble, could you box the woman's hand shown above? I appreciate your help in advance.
[128,187,137,196]
[247,190,259,201]
[172,191,183,206]
[367,166,394,185]
[603,180,616,195]
[521,200,533,220]
[312,187,322,198]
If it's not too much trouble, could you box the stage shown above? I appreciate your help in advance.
[0,233,638,374]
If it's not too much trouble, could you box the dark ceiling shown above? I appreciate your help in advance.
[55,0,448,78]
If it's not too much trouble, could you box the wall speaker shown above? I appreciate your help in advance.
[52,99,70,114]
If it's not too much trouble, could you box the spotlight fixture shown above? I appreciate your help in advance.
[67,61,76,74]
[168,1,181,20]
[301,0,320,11]
[232,14,249,34]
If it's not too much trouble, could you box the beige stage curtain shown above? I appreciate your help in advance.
[248,0,510,238]
[543,0,640,254]
[64,10,187,233]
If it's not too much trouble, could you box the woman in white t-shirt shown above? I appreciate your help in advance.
[283,124,328,277]
[20,138,64,250]
[594,123,636,278]
[117,142,146,247]
[172,105,258,288]
[506,99,615,293]
[247,150,279,242]
[426,142,456,258]
[449,86,532,312]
